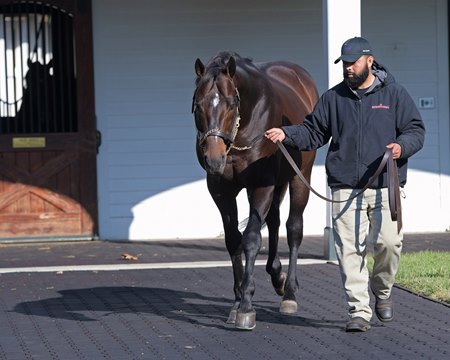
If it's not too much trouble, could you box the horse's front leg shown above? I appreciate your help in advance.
[207,179,243,324]
[235,187,274,330]
[222,210,244,324]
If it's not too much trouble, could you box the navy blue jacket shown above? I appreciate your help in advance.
[282,62,425,189]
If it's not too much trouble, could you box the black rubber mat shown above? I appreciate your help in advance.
[0,262,448,359]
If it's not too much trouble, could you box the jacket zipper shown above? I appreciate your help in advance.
[357,97,363,186]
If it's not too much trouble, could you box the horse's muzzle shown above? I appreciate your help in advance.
[201,135,228,176]
[205,156,226,176]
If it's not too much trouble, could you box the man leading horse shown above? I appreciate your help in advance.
[266,37,425,332]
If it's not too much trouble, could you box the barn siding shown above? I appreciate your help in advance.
[363,0,450,232]
[92,0,449,240]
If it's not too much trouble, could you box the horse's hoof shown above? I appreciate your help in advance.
[235,310,256,330]
[274,272,287,296]
[280,300,298,314]
[226,309,237,324]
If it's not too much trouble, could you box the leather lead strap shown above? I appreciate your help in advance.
[387,151,402,233]
[277,141,402,233]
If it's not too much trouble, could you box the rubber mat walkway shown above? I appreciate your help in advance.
[0,233,449,359]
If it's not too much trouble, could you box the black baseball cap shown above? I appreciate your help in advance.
[334,37,374,64]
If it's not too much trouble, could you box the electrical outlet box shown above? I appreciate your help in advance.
[418,97,435,109]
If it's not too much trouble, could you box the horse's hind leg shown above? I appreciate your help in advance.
[265,185,288,297]
[280,172,311,314]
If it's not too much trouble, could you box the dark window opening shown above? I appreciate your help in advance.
[0,1,77,134]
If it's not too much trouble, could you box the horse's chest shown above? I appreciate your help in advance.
[225,154,247,174]
[224,154,272,186]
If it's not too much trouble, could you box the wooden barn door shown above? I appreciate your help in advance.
[0,0,97,241]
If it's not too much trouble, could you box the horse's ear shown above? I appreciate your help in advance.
[195,58,205,77]
[226,56,236,78]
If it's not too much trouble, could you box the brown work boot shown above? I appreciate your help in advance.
[345,317,371,332]
[375,295,393,322]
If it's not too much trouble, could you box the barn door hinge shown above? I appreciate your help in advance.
[96,129,102,154]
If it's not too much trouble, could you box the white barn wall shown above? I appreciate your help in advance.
[92,0,327,240]
[92,0,449,240]
[363,0,450,232]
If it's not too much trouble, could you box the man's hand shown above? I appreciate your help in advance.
[386,143,402,159]
[265,128,286,143]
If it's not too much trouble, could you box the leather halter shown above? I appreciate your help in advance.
[277,142,402,233]
[193,85,247,153]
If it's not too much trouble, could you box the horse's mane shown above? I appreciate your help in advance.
[209,51,252,65]
[204,51,255,78]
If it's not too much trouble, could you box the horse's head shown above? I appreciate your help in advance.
[24,59,54,89]
[192,53,241,176]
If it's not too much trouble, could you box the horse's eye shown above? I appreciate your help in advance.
[193,108,203,130]
[195,118,201,130]
[227,99,237,110]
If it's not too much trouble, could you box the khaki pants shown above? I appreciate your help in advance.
[332,188,403,321]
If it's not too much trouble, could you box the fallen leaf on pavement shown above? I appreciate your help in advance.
[121,253,139,261]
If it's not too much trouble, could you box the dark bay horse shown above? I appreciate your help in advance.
[192,51,318,330]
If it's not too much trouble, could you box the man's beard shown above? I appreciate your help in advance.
[344,66,370,89]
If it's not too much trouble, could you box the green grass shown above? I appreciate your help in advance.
[367,251,450,304]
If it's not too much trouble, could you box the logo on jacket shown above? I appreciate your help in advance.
[372,103,390,109]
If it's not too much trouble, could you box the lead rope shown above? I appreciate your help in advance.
[277,141,402,233]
